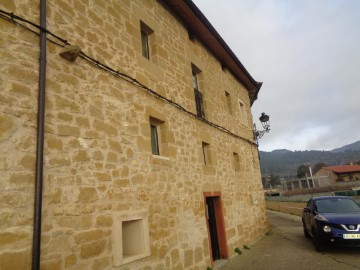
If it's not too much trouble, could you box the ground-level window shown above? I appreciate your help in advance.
[113,210,150,266]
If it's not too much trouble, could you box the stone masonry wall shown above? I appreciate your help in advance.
[0,1,268,269]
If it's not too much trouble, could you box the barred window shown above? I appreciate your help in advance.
[192,65,205,118]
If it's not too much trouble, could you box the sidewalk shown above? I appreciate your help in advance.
[218,210,360,270]
[218,211,301,270]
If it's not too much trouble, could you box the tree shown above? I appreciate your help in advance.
[261,176,268,188]
[296,165,309,178]
[269,173,280,187]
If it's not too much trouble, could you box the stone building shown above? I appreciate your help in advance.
[315,165,360,183]
[0,1,268,269]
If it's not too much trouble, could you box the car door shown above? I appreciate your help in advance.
[303,199,313,232]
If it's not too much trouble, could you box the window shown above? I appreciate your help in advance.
[150,117,164,156]
[233,152,240,171]
[192,65,205,118]
[202,142,211,165]
[239,101,247,125]
[141,30,149,59]
[150,123,159,155]
[113,210,150,266]
[225,91,232,115]
[188,29,195,41]
[140,21,153,60]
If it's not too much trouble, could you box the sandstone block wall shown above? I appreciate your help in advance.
[0,1,268,269]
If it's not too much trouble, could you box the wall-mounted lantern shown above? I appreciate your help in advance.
[253,112,270,145]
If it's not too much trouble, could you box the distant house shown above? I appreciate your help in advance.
[315,165,360,182]
[282,165,360,192]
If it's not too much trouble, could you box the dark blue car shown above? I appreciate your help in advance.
[302,196,360,251]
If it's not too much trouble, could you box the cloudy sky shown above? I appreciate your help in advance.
[193,0,360,152]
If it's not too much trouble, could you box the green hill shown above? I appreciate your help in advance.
[259,141,360,177]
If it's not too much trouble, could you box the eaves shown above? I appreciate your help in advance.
[162,0,262,106]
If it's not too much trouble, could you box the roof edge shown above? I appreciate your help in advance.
[163,0,262,105]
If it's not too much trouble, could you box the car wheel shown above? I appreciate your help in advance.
[303,223,310,238]
[312,230,325,252]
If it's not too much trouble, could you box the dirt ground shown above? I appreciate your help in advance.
[265,200,306,216]
[265,195,360,217]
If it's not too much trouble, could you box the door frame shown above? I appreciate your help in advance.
[203,192,229,265]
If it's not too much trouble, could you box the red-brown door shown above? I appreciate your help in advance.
[204,192,228,264]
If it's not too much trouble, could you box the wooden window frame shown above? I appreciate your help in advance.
[150,117,164,156]
[150,123,160,155]
[140,21,153,60]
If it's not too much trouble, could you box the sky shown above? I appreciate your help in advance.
[192,0,360,152]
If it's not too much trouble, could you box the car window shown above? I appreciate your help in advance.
[315,198,360,213]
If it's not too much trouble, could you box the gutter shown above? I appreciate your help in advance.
[32,0,46,269]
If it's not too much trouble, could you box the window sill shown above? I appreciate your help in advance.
[122,253,150,266]
[152,154,169,160]
[150,154,171,166]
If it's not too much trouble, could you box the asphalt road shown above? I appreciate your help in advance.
[221,210,360,270]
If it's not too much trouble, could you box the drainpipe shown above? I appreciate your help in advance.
[32,0,46,269]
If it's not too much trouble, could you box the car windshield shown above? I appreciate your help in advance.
[315,198,360,213]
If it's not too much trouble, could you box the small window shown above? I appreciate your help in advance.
[150,124,159,155]
[239,101,247,125]
[141,30,149,59]
[188,29,195,41]
[150,117,164,156]
[202,142,211,165]
[225,91,232,115]
[140,21,153,60]
[233,152,240,171]
[192,64,205,118]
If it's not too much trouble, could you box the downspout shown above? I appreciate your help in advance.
[32,0,46,269]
